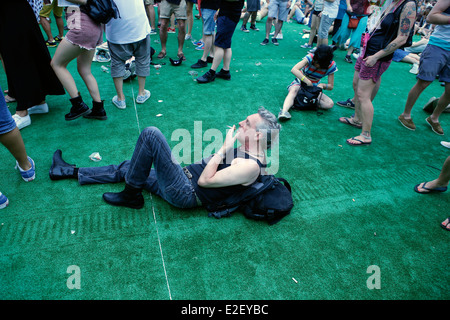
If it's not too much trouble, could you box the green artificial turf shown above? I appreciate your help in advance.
[0,11,448,301]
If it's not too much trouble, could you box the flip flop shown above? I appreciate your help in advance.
[414,182,448,194]
[157,52,166,59]
[346,137,371,146]
[177,54,186,61]
[4,95,16,103]
[339,116,362,128]
[440,217,450,231]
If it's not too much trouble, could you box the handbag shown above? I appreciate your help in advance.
[348,15,362,29]
[292,84,323,111]
[80,0,120,24]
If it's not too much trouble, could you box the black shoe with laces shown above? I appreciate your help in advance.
[66,95,91,121]
[83,100,107,120]
[344,55,353,63]
[260,38,269,46]
[272,38,279,46]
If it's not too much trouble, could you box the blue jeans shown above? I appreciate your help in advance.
[78,127,200,209]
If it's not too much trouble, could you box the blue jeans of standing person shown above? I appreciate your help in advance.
[78,127,200,209]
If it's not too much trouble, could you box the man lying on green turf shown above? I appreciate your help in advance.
[49,107,281,209]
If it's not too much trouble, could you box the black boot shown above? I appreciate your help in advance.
[102,184,144,209]
[83,100,107,120]
[65,95,91,121]
[49,149,77,180]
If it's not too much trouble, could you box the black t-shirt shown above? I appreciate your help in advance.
[201,0,220,11]
[365,0,415,61]
[185,148,265,206]
[217,0,245,23]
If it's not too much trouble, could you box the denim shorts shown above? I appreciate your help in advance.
[201,8,216,35]
[0,88,16,135]
[417,44,450,83]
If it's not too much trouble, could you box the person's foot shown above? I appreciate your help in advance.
[426,116,444,135]
[28,103,49,115]
[398,114,416,130]
[157,51,166,59]
[196,70,216,83]
[49,149,76,180]
[103,185,144,209]
[12,114,31,130]
[278,110,291,121]
[15,156,35,182]
[336,98,355,109]
[338,116,362,128]
[260,38,269,46]
[346,135,371,146]
[271,38,279,46]
[191,59,207,68]
[216,69,231,80]
[414,181,448,194]
[136,89,151,104]
[0,192,9,209]
[112,96,126,109]
[441,217,450,231]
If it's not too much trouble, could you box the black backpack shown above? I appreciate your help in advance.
[206,175,294,225]
[292,85,323,111]
[81,0,121,24]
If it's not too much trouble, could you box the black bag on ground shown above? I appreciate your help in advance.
[80,0,120,24]
[206,175,294,225]
[292,84,322,111]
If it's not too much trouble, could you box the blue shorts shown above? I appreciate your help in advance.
[215,15,238,49]
[417,44,450,83]
[0,87,16,135]
[201,8,216,35]
[392,49,409,62]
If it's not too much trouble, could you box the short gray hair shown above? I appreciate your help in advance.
[256,107,281,149]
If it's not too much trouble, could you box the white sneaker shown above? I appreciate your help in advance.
[276,33,283,40]
[136,89,151,104]
[440,141,450,149]
[27,103,49,115]
[112,96,126,109]
[409,63,419,74]
[12,114,31,130]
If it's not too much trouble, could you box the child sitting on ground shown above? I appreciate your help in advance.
[278,45,337,121]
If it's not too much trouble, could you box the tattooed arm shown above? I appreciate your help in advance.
[364,0,417,67]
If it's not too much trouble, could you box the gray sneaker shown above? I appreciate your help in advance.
[112,96,126,109]
[278,110,291,121]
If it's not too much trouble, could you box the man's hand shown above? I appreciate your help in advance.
[220,125,240,154]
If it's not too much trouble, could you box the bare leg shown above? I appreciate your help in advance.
[416,156,450,191]
[430,82,450,123]
[76,48,101,102]
[50,39,84,98]
[400,79,431,119]
[0,127,31,170]
[282,86,300,113]
[177,20,186,56]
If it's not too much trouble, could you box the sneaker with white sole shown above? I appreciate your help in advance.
[27,103,49,115]
[136,90,151,104]
[112,96,126,109]
[0,192,8,209]
[441,141,450,149]
[409,63,419,74]
[12,114,31,130]
[15,156,35,182]
[278,110,291,121]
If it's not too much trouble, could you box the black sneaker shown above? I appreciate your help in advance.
[250,25,259,31]
[216,69,231,80]
[191,59,208,69]
[260,38,269,46]
[336,98,355,109]
[240,25,249,33]
[54,35,63,42]
[272,38,279,46]
[46,40,57,47]
[196,70,216,83]
[344,55,353,63]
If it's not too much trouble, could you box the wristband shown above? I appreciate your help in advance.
[216,151,225,159]
[301,75,306,81]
